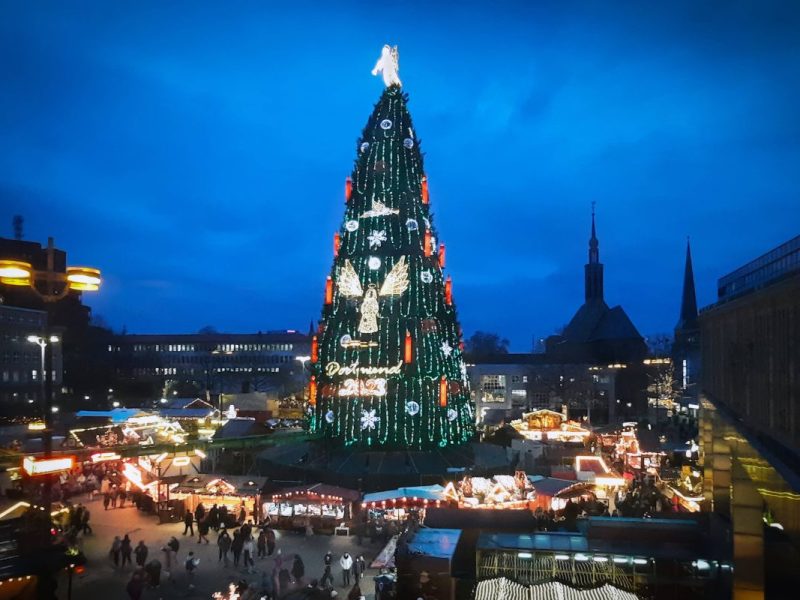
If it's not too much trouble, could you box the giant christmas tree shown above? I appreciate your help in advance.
[309,54,474,449]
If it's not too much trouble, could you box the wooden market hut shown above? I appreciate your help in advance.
[262,483,361,533]
[172,475,264,525]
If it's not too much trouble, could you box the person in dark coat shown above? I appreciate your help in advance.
[183,511,194,536]
[195,503,206,523]
[266,528,276,556]
[320,564,334,589]
[144,559,161,588]
[231,530,243,567]
[126,570,144,600]
[81,508,92,535]
[257,530,267,559]
[291,554,305,583]
[134,541,148,567]
[198,518,210,544]
[120,534,133,567]
[218,529,232,566]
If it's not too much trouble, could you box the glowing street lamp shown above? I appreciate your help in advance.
[0,259,33,286]
[66,267,102,291]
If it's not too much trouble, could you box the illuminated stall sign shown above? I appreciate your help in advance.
[23,455,74,476]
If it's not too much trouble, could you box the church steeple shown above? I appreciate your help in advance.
[676,238,698,331]
[584,202,604,302]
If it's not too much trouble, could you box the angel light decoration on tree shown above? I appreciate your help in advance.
[337,256,409,333]
[372,44,401,87]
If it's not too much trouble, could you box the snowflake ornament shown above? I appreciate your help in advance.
[368,230,387,248]
[361,409,380,431]
[447,409,458,422]
[420,270,433,284]
[368,256,381,270]
[441,342,453,357]
[460,361,468,382]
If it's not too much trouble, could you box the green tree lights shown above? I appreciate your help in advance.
[309,85,475,449]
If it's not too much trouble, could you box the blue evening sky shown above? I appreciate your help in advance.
[2,1,798,350]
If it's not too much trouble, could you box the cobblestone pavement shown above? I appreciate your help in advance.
[58,497,385,599]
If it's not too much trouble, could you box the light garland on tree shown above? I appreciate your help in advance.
[309,83,475,449]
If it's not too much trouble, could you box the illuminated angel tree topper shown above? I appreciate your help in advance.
[309,82,475,449]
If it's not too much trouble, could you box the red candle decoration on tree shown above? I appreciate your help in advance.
[345,177,352,202]
[459,340,465,352]
[445,276,453,305]
[404,330,413,364]
[309,376,317,406]
[421,176,429,205]
[333,233,341,257]
[424,229,432,257]
[324,276,333,305]
[438,243,446,269]
[439,375,447,407]
[311,335,319,363]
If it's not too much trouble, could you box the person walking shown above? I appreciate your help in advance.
[103,491,111,511]
[134,541,148,567]
[144,558,161,588]
[121,534,133,567]
[168,535,180,555]
[231,530,243,568]
[183,510,194,536]
[257,530,267,559]
[242,535,255,574]
[340,552,353,587]
[184,551,198,589]
[126,569,145,600]
[110,536,122,568]
[347,583,365,600]
[266,527,276,556]
[110,485,119,508]
[320,564,335,589]
[292,554,305,585]
[354,555,366,581]
[218,529,231,567]
[81,507,92,535]
[197,518,210,544]
[194,502,206,524]
[161,545,176,584]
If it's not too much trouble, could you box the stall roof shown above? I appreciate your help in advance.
[213,417,261,439]
[268,482,361,502]
[158,408,216,419]
[474,578,638,600]
[75,408,150,423]
[406,528,461,559]
[175,474,264,495]
[363,484,445,503]
[529,477,586,498]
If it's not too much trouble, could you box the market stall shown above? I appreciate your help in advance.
[263,483,360,533]
[172,475,264,525]
[361,485,448,522]
[509,409,591,443]
[442,471,536,510]
[528,477,595,511]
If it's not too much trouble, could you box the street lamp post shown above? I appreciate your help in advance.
[26,334,60,513]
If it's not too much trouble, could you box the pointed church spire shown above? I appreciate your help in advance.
[584,202,604,302]
[676,238,698,331]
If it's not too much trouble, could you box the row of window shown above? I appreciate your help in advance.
[110,343,296,353]
[1,370,57,383]
[127,366,284,377]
